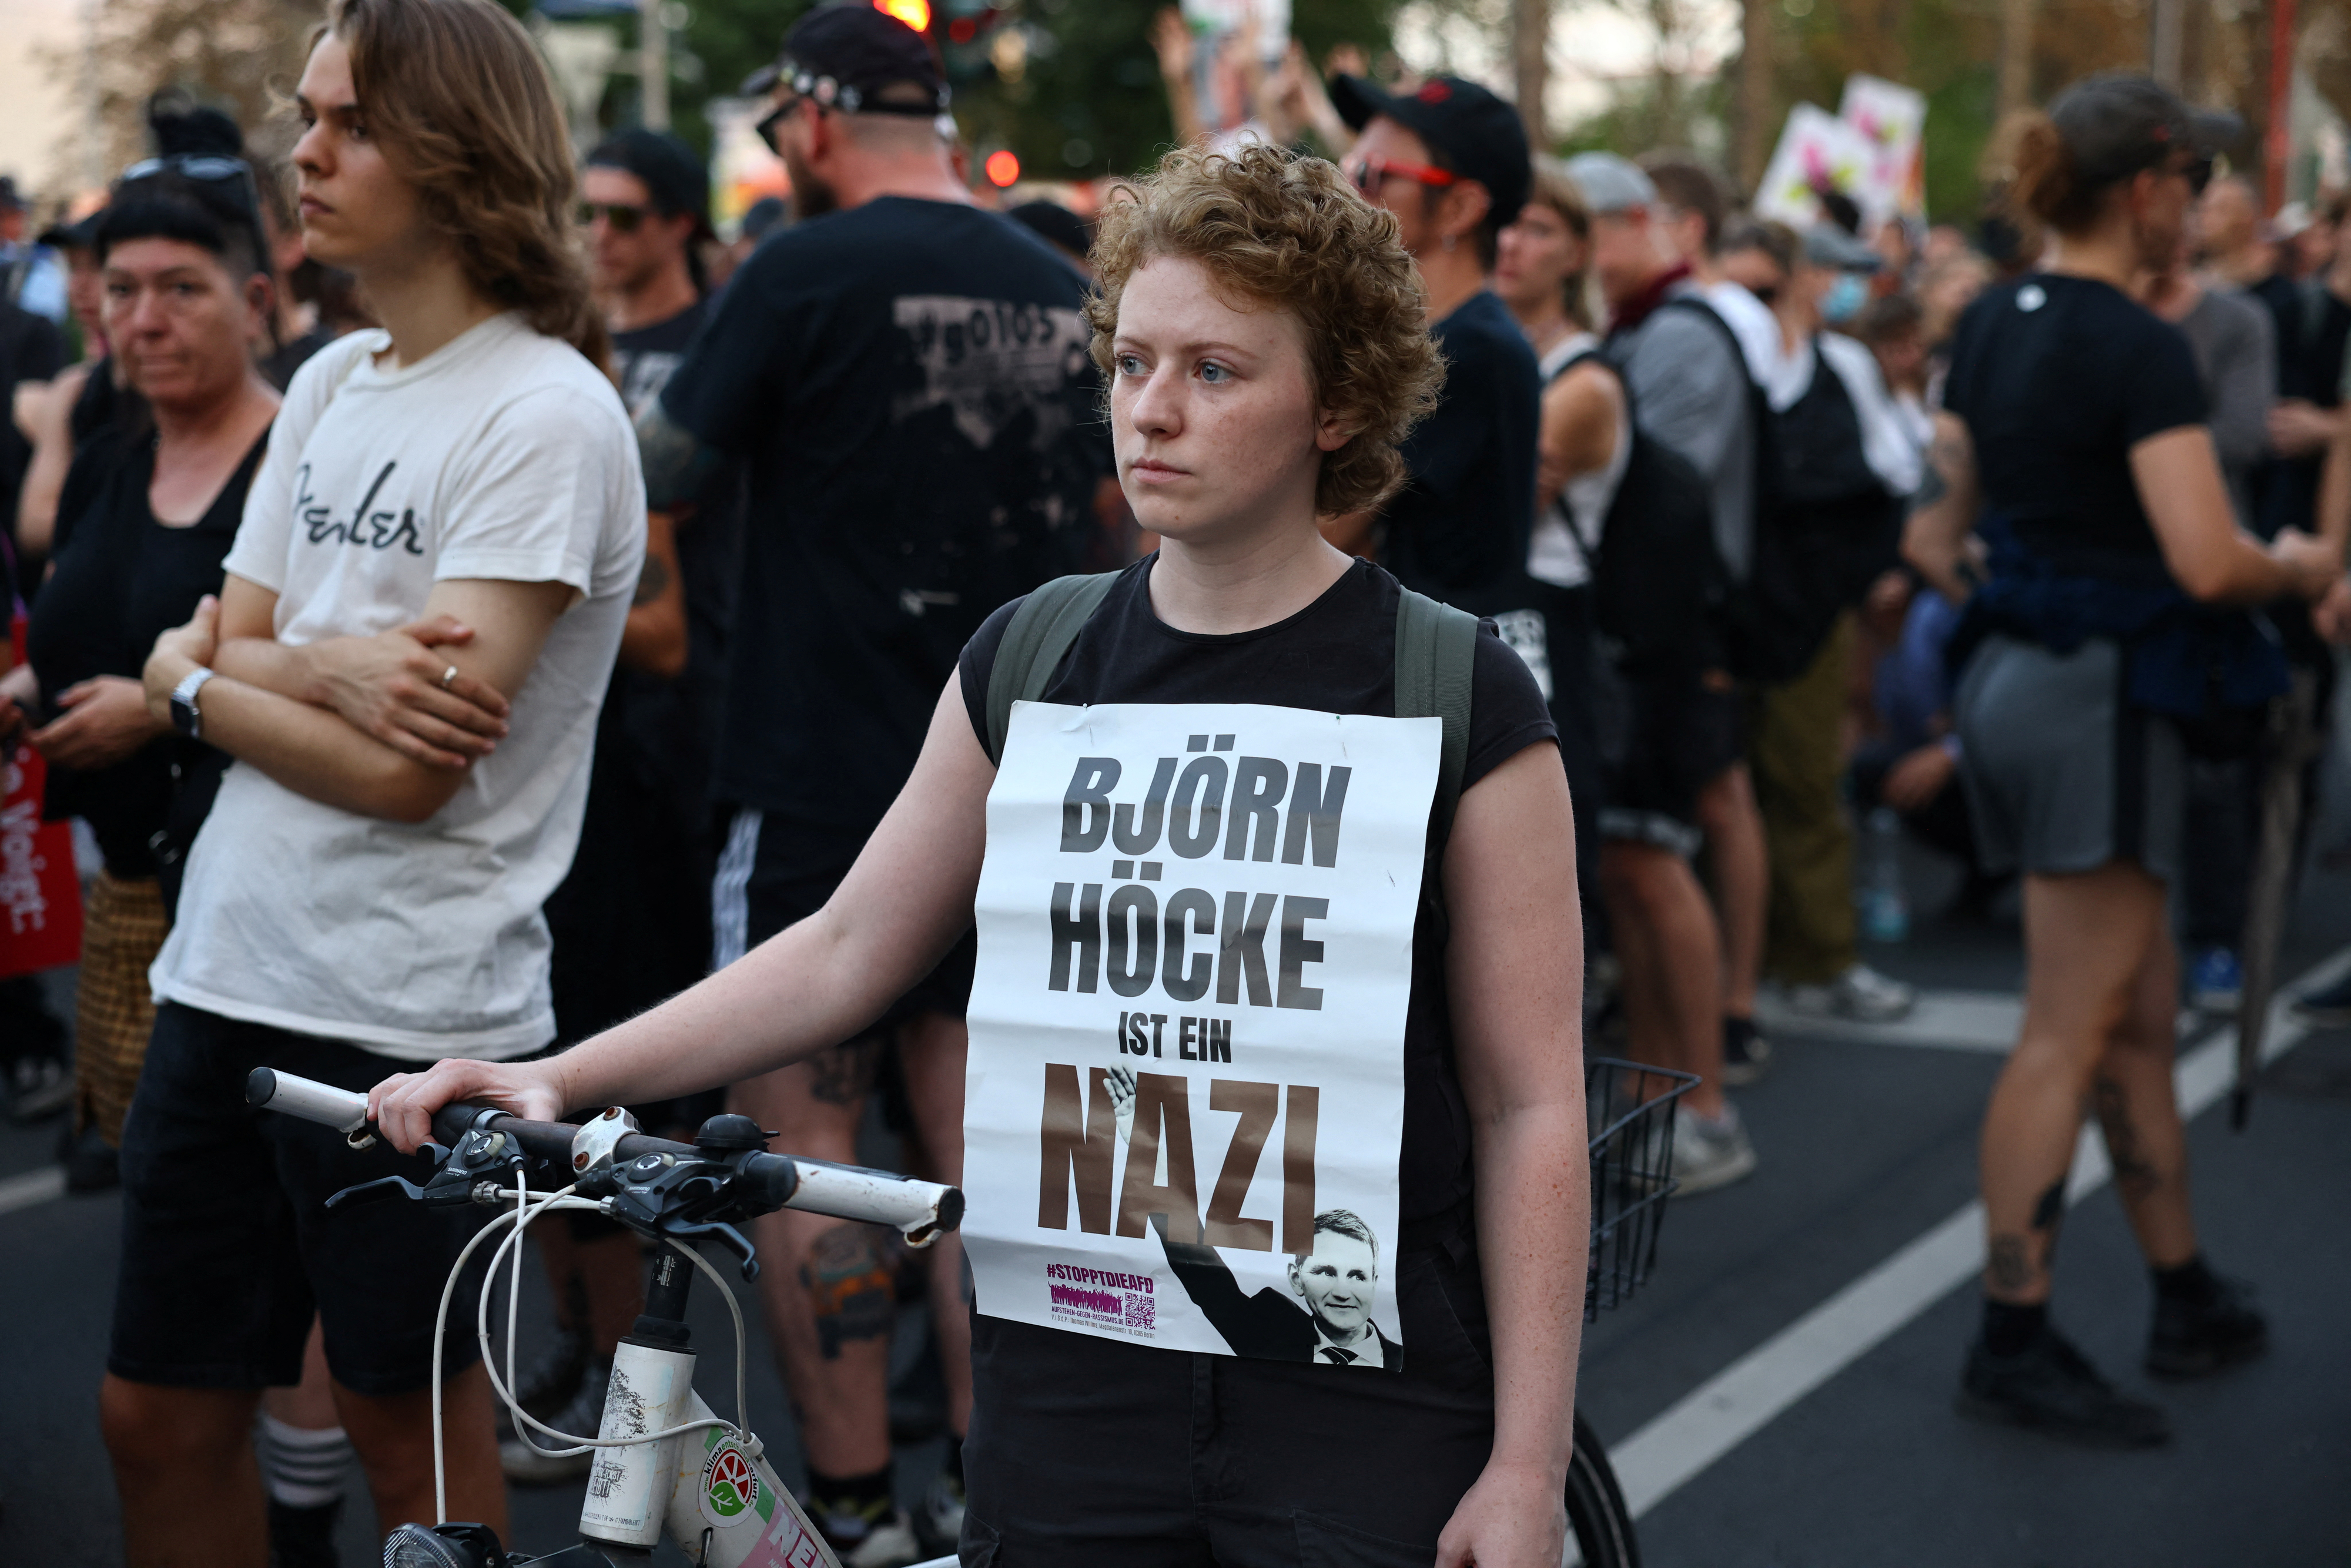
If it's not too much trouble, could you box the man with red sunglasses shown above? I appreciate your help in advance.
[1324,75,1543,642]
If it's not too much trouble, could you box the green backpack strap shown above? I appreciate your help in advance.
[1392,585,1479,846]
[984,571,1123,765]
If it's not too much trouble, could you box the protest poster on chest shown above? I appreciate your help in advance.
[963,699,1439,1371]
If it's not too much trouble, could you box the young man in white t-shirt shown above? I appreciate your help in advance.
[103,4,643,1557]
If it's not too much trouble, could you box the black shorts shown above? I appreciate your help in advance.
[109,1003,493,1396]
[960,1241,1497,1566]
[1596,668,1743,857]
[712,805,977,1022]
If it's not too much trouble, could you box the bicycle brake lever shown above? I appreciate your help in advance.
[324,1173,432,1209]
[665,1217,761,1281]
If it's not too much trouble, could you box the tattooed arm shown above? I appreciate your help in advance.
[619,510,689,677]
[1901,411,1982,604]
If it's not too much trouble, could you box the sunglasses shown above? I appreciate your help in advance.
[1342,155,1458,196]
[755,95,815,158]
[578,200,651,232]
[118,155,272,264]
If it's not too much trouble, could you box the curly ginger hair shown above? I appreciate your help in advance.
[1084,143,1445,518]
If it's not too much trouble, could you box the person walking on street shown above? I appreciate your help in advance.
[631,9,1110,1557]
[1908,75,2338,1448]
[101,0,645,1554]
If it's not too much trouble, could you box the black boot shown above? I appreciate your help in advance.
[1959,1322,2171,1449]
[2146,1267,2268,1379]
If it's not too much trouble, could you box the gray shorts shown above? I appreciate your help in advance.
[1954,634,2185,885]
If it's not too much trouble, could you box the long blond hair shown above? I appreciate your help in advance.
[324,0,609,371]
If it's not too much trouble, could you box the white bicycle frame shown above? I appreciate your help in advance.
[248,1071,963,1568]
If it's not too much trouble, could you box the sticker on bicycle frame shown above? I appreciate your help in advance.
[964,701,1434,1370]
[699,1439,769,1529]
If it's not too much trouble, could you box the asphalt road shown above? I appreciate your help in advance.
[5,837,2348,1566]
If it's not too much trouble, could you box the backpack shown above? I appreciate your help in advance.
[1548,349,1730,675]
[982,569,1479,912]
[1647,296,1830,684]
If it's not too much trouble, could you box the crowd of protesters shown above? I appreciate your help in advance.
[1,0,2347,1559]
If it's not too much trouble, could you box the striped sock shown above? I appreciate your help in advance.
[256,1413,353,1509]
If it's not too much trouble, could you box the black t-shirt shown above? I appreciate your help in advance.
[957,556,1558,1223]
[1,301,67,573]
[607,297,741,815]
[659,196,1111,832]
[26,428,265,876]
[1944,274,2205,572]
[1380,289,1541,614]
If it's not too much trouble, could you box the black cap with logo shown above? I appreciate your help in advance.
[1329,73,1531,227]
[2052,74,2240,193]
[746,4,949,117]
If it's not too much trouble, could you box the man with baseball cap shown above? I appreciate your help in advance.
[1326,72,1546,667]
[634,6,1107,1560]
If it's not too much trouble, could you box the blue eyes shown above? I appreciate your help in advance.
[1115,355,1234,384]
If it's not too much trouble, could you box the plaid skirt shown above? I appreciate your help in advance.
[75,872,168,1147]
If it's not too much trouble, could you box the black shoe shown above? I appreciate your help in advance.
[1958,1325,2172,1449]
[1720,1016,1771,1085]
[493,1321,587,1440]
[58,1123,119,1194]
[2147,1274,2268,1380]
[267,1496,342,1568]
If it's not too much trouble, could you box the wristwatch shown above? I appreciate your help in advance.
[169,667,217,740]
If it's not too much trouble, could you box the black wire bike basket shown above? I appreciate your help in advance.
[1585,1056,1699,1321]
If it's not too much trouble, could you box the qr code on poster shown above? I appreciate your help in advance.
[1124,1292,1154,1329]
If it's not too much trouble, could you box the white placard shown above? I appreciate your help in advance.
[963,701,1439,1368]
[1839,74,1928,221]
[1754,102,1878,228]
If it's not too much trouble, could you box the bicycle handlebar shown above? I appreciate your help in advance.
[244,1068,964,1244]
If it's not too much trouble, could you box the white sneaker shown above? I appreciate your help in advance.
[1784,963,1917,1023]
[824,1509,923,1568]
[1670,1104,1758,1195]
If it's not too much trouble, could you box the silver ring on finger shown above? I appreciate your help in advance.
[439,664,458,689]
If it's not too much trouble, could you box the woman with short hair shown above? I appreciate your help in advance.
[375,143,1589,1566]
[0,160,280,1175]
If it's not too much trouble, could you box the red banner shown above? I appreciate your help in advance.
[0,739,82,979]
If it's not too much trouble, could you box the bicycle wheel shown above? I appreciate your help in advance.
[1563,1409,1639,1568]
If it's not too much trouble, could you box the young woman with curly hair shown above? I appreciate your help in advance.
[102,0,644,1554]
[374,143,1589,1566]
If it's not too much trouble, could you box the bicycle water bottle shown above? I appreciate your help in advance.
[1861,808,1910,944]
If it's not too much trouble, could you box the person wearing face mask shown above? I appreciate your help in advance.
[1908,75,2340,1448]
[1743,223,1921,1014]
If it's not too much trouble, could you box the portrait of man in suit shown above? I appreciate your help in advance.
[1151,1207,1402,1369]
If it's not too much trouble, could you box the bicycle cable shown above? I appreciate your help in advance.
[427,1171,763,1523]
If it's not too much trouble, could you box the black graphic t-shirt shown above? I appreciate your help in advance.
[608,297,741,810]
[1380,289,1542,615]
[958,556,1559,1225]
[659,196,1113,835]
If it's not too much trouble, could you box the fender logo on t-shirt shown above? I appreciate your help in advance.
[296,460,427,556]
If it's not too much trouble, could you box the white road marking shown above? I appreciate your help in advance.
[1757,989,2213,1056]
[0,1165,66,1217]
[1609,944,2351,1523]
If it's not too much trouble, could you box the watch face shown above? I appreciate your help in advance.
[171,693,200,738]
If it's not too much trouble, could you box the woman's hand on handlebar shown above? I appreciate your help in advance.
[368,1057,565,1155]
